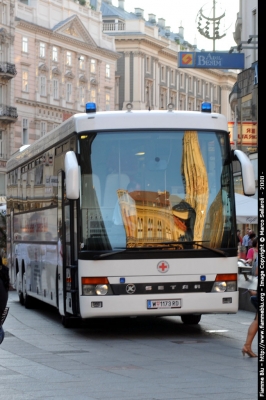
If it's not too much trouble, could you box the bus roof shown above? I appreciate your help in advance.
[7,109,228,172]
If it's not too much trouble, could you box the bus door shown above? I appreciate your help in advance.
[57,171,64,316]
[57,171,79,318]
[64,199,79,316]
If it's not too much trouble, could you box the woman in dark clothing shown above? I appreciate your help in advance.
[0,257,9,344]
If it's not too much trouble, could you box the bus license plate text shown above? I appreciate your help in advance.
[147,299,181,309]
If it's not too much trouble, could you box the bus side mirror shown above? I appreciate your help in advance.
[233,149,255,196]
[65,151,79,199]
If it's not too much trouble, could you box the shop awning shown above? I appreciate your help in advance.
[235,193,258,224]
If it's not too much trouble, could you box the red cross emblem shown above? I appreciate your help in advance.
[157,261,169,273]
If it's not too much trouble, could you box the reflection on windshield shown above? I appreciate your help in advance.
[79,130,235,251]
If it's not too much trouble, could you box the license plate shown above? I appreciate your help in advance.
[147,299,181,309]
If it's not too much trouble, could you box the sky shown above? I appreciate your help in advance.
[112,0,239,52]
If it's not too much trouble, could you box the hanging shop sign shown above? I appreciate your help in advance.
[178,52,244,69]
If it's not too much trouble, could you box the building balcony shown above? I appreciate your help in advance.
[0,105,18,122]
[103,22,125,32]
[0,62,17,79]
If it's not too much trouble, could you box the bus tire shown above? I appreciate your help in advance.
[16,272,24,305]
[19,291,24,305]
[181,314,201,325]
[61,316,72,328]
[22,273,35,309]
[61,316,81,328]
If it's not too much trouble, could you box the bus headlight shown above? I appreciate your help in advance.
[211,275,237,293]
[81,277,113,296]
[212,281,227,292]
[82,285,96,296]
[95,284,108,295]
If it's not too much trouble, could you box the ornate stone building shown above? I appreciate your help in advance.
[7,0,119,182]
[0,0,17,199]
[94,0,237,118]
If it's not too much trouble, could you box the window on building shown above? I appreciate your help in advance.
[91,89,96,103]
[66,82,72,102]
[161,66,165,81]
[91,59,96,73]
[137,218,143,239]
[52,46,58,62]
[197,79,201,94]
[40,42,45,58]
[40,122,46,137]
[40,76,46,96]
[79,55,85,70]
[0,131,3,158]
[105,92,110,110]
[171,70,175,85]
[180,73,183,87]
[2,4,7,25]
[146,57,150,73]
[53,79,59,99]
[22,37,28,53]
[0,173,5,196]
[66,51,71,66]
[189,76,192,91]
[0,44,3,62]
[22,119,28,144]
[106,64,111,78]
[206,82,209,97]
[214,85,217,100]
[22,70,29,92]
[160,92,165,109]
[79,86,85,105]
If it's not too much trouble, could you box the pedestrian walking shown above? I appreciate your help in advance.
[0,256,10,344]
[246,238,258,275]
[242,261,258,357]
[237,229,242,246]
[247,231,256,249]
[242,228,251,254]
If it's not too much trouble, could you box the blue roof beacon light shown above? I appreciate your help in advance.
[85,102,96,113]
[201,102,212,113]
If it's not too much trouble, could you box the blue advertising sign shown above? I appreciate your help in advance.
[178,52,244,69]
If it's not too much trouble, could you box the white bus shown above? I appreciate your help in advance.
[6,102,255,326]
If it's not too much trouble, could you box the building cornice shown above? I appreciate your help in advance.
[15,19,120,60]
[15,97,78,114]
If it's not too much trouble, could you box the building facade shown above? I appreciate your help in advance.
[0,0,17,200]
[2,0,239,199]
[94,0,236,119]
[229,0,258,233]
[13,0,119,152]
[229,0,258,154]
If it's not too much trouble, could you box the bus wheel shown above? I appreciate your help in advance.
[181,314,201,325]
[17,272,24,305]
[22,273,34,309]
[19,291,24,305]
[61,316,81,328]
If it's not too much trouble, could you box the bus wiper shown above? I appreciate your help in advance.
[93,249,127,260]
[158,241,228,257]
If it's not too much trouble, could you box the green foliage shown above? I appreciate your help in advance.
[79,0,86,6]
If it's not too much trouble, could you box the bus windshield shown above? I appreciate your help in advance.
[79,130,236,251]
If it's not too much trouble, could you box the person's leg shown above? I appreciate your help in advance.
[242,313,258,357]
